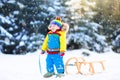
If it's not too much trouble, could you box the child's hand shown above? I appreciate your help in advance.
[59,52,65,56]
[40,50,45,54]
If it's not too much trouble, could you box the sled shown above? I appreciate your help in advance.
[65,57,105,75]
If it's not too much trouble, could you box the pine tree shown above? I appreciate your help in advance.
[65,0,108,52]
[92,0,120,36]
[0,0,65,54]
[110,28,120,53]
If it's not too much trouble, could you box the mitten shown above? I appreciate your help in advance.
[40,50,45,54]
[59,52,65,57]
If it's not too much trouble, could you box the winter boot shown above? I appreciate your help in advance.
[56,73,65,78]
[43,72,55,78]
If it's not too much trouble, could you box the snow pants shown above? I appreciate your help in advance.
[46,53,64,74]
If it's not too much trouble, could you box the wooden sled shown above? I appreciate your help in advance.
[65,57,105,75]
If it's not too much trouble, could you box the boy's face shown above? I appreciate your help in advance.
[49,24,60,32]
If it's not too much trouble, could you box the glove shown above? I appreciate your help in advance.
[40,50,45,54]
[59,52,65,57]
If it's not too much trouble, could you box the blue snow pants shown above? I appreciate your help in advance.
[46,53,64,74]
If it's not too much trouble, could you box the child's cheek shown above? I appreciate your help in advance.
[54,27,58,31]
[55,25,60,29]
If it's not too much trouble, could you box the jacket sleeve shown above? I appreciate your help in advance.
[60,31,66,52]
[41,35,48,51]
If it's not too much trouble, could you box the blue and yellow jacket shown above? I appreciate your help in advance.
[41,30,66,53]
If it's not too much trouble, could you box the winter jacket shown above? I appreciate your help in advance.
[41,30,66,53]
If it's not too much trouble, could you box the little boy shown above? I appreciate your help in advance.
[41,16,67,78]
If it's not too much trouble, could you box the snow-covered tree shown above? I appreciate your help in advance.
[92,0,120,36]
[0,0,65,54]
[65,0,96,24]
[67,20,108,53]
[110,28,120,53]
[90,0,120,53]
[65,0,108,53]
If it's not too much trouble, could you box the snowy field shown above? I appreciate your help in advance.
[0,49,120,80]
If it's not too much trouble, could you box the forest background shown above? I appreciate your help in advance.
[0,0,120,54]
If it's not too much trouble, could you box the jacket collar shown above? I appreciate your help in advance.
[48,29,61,36]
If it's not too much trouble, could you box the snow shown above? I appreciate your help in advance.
[0,49,120,80]
[21,35,28,40]
[7,0,16,4]
[0,2,3,7]
[88,22,103,32]
[17,2,25,9]
[19,41,25,46]
[48,7,55,12]
[0,26,13,38]
[13,11,19,15]
[0,15,11,24]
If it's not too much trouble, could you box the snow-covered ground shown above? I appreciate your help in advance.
[0,49,120,80]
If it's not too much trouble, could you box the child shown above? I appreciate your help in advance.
[41,16,69,78]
